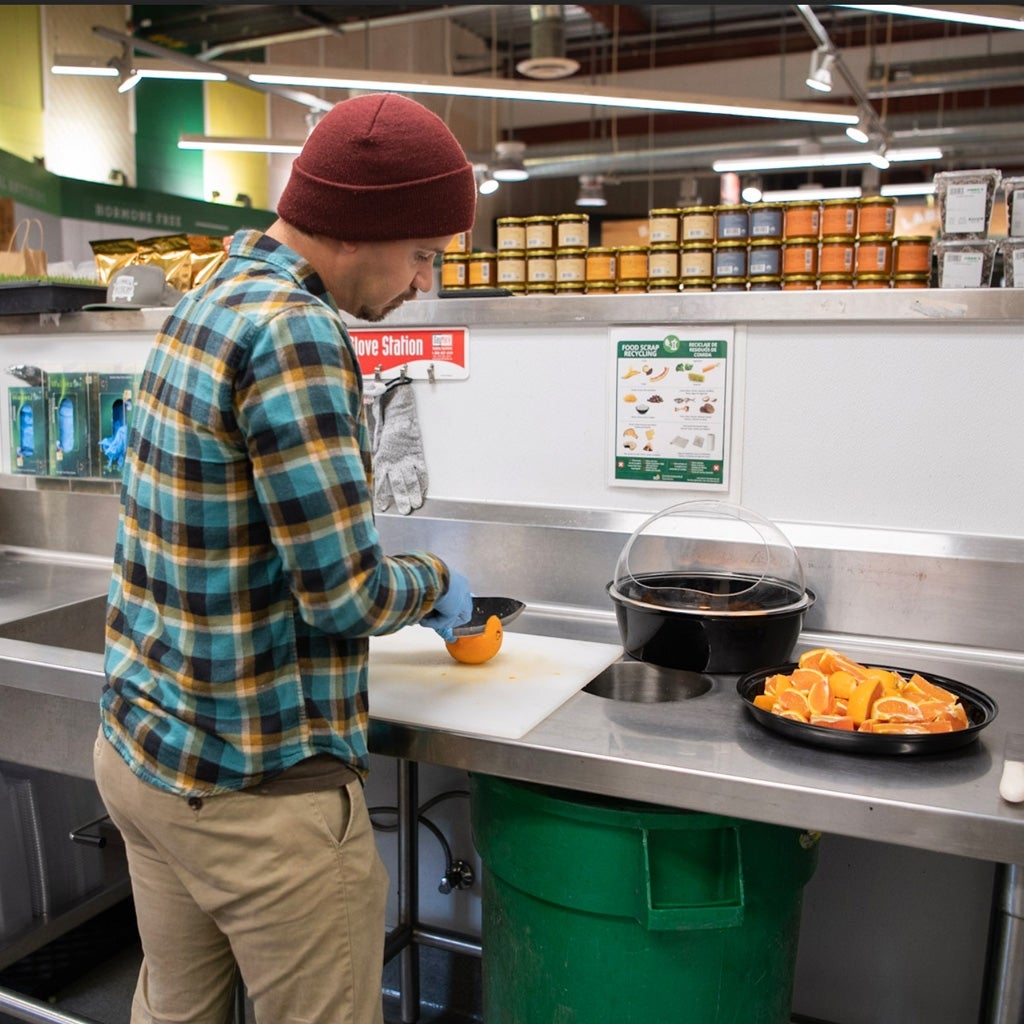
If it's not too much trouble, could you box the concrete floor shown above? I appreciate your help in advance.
[0,930,481,1024]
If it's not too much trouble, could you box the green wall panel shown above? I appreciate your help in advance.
[135,80,205,199]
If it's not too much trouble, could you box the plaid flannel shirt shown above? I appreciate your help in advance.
[101,230,448,796]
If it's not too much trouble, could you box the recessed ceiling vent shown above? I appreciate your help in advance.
[516,5,580,80]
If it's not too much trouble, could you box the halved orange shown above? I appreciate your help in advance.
[905,673,957,705]
[776,688,811,719]
[797,648,832,672]
[819,650,872,681]
[828,670,857,701]
[445,615,504,665]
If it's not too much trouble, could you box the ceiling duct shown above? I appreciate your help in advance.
[516,5,580,80]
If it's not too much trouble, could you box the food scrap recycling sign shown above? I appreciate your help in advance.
[612,327,733,488]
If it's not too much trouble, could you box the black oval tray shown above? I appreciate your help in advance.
[737,662,998,755]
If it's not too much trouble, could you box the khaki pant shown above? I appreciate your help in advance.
[94,731,388,1024]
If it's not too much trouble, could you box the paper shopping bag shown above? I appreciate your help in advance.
[0,219,48,279]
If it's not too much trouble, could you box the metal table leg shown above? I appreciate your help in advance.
[983,862,1024,1024]
[397,758,420,1024]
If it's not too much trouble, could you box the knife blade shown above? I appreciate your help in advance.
[451,596,526,637]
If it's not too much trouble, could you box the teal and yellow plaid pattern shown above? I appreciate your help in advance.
[101,231,448,796]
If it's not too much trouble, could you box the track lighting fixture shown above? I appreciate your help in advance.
[491,141,529,183]
[575,175,607,207]
[805,48,836,93]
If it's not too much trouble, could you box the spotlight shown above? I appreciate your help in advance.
[846,118,871,144]
[476,167,500,196]
[805,48,835,93]
[491,141,529,182]
[575,175,607,207]
[741,177,763,203]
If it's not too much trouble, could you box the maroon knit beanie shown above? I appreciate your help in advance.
[278,93,476,241]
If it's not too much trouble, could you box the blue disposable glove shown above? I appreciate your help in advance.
[421,570,473,643]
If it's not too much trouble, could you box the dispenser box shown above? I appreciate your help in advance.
[47,372,94,477]
[8,385,48,475]
[92,373,136,479]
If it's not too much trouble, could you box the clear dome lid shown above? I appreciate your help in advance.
[611,500,808,613]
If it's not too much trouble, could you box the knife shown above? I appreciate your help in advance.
[999,733,1024,803]
[451,596,526,638]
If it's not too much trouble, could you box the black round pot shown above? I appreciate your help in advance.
[607,572,815,674]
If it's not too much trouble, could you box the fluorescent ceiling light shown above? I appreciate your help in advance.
[880,181,936,197]
[713,146,942,172]
[51,57,117,77]
[761,185,863,202]
[833,4,1024,31]
[178,134,303,154]
[52,55,227,83]
[249,66,860,125]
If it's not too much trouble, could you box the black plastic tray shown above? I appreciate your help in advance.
[737,662,998,755]
[0,281,106,315]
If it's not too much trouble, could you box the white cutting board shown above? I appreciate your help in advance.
[368,628,622,740]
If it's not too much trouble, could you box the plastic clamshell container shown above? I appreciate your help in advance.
[933,169,1001,239]
[934,238,997,288]
[998,238,1024,288]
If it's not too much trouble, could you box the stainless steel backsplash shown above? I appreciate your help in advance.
[1,486,1020,658]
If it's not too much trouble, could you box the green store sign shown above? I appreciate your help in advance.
[0,148,274,235]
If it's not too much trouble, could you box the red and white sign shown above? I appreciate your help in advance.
[350,327,469,380]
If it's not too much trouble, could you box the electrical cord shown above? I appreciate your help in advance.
[368,789,473,892]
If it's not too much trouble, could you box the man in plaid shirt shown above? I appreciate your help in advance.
[94,93,477,1024]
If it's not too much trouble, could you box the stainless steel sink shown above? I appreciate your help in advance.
[0,594,107,655]
[583,658,712,703]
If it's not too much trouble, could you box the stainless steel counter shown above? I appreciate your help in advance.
[1,544,1021,866]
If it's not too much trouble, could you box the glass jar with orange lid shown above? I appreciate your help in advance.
[782,237,819,276]
[855,236,893,277]
[819,236,855,275]
[894,236,932,275]
[585,247,617,284]
[616,246,649,282]
[818,273,853,290]
[781,274,817,291]
[857,196,897,238]
[441,253,468,290]
[853,274,891,289]
[444,231,472,255]
[893,272,930,289]
[784,201,821,240]
[820,198,857,239]
[617,280,648,294]
[467,251,497,288]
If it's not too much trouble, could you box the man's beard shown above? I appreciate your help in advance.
[355,289,416,323]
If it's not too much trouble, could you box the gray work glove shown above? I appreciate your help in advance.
[371,381,428,515]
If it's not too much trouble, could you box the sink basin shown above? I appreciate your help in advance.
[0,594,107,655]
[583,659,712,703]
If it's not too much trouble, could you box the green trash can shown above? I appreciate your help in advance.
[470,774,819,1024]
